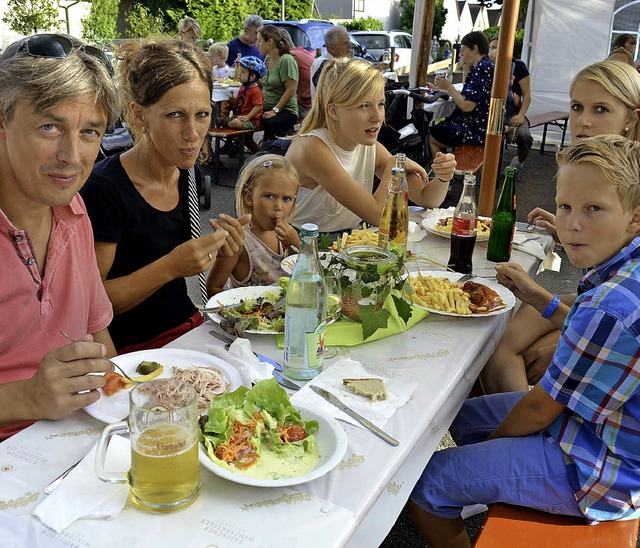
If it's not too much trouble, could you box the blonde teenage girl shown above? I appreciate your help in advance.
[207,154,301,295]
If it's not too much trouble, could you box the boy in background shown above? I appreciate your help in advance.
[226,56,265,153]
[409,135,640,548]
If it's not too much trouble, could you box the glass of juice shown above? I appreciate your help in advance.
[95,378,201,512]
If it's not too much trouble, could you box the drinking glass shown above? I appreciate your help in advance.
[94,378,201,512]
[324,271,342,323]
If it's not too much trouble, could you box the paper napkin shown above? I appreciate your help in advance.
[291,358,418,429]
[33,436,129,533]
[207,338,274,386]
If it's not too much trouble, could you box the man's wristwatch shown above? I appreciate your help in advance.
[272,107,280,114]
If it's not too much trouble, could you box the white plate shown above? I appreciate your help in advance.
[84,349,242,423]
[407,271,515,317]
[198,404,347,487]
[280,254,298,275]
[280,253,334,275]
[206,285,284,334]
[421,216,492,241]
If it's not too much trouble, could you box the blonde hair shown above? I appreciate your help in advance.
[178,17,202,39]
[299,58,385,141]
[556,134,640,211]
[235,154,300,217]
[570,61,640,142]
[209,42,228,62]
[116,38,212,141]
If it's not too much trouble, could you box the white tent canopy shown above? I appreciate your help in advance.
[522,0,614,138]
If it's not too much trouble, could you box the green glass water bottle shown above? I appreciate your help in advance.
[487,167,517,262]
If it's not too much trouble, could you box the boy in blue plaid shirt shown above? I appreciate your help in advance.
[409,135,640,548]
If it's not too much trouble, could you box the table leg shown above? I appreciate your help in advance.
[213,136,221,185]
[540,123,549,155]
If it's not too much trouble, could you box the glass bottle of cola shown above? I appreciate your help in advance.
[487,167,517,262]
[448,171,478,274]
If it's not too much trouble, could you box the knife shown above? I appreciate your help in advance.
[208,328,283,371]
[310,385,399,446]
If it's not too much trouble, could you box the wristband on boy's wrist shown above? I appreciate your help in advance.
[541,295,560,319]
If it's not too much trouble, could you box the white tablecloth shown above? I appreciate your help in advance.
[212,85,241,102]
[0,210,553,547]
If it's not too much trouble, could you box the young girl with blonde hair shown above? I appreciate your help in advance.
[285,58,457,233]
[207,154,301,295]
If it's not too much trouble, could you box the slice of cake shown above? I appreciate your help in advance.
[342,378,387,402]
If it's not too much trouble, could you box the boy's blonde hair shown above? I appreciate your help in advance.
[299,58,385,141]
[235,154,300,217]
[570,61,640,142]
[209,42,228,62]
[556,134,640,211]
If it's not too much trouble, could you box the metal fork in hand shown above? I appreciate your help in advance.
[60,331,137,384]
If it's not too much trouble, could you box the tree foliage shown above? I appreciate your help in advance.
[400,0,447,38]
[3,0,61,35]
[126,3,166,38]
[343,16,383,31]
[81,0,121,40]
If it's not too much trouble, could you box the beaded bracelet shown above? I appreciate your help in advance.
[541,295,560,319]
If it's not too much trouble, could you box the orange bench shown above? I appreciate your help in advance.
[528,111,569,154]
[453,144,484,174]
[474,503,639,548]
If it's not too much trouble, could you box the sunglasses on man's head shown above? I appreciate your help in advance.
[18,34,114,76]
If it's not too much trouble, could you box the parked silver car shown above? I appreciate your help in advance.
[350,30,413,75]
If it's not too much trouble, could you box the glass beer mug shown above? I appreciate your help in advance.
[95,378,201,512]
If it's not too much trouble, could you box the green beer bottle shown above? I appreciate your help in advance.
[487,167,517,262]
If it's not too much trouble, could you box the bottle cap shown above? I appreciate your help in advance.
[300,223,319,237]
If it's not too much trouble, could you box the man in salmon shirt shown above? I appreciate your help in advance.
[0,34,119,440]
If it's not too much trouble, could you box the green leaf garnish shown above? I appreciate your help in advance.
[392,294,412,324]
[359,304,391,340]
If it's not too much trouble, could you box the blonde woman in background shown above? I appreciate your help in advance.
[178,17,202,47]
[285,57,456,233]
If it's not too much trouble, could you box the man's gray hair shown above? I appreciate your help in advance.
[324,25,349,46]
[0,34,118,127]
[244,15,263,29]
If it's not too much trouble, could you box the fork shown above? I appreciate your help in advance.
[60,331,137,384]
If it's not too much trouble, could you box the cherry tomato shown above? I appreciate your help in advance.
[281,425,307,442]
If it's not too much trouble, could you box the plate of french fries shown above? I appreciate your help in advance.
[331,226,379,252]
[406,271,515,317]
[422,216,492,241]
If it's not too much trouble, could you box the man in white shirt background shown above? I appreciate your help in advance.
[310,26,352,99]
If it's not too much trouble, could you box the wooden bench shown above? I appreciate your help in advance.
[453,144,484,174]
[474,503,639,548]
[528,111,570,155]
[206,127,259,185]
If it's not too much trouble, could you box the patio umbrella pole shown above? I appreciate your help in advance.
[412,0,436,88]
[478,0,520,217]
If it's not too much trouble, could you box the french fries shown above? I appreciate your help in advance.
[333,227,379,250]
[434,217,491,237]
[408,274,472,315]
